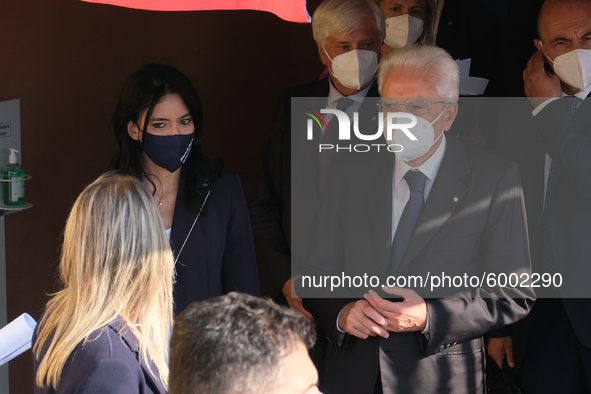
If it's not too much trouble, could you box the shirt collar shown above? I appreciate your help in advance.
[562,83,591,99]
[327,76,374,106]
[394,132,447,186]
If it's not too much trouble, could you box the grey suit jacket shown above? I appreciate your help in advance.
[302,134,534,394]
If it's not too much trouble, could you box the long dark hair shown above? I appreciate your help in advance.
[109,64,222,211]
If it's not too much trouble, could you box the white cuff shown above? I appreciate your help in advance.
[421,309,430,339]
[336,309,346,333]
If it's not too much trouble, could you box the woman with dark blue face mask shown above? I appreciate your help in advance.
[109,64,260,314]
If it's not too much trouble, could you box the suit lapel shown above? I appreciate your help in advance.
[309,78,330,98]
[294,79,330,200]
[397,134,470,273]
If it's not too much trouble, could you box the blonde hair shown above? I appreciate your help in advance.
[374,0,437,46]
[34,173,174,389]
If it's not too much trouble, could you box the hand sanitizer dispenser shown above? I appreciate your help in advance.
[2,149,25,206]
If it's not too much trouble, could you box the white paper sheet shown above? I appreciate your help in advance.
[0,313,37,366]
[459,76,490,96]
[454,58,490,95]
[456,58,472,77]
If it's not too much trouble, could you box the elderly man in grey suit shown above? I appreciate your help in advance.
[300,45,535,394]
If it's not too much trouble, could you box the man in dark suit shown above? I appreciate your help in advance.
[299,44,534,394]
[250,0,385,314]
[489,0,591,392]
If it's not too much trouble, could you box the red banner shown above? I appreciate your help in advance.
[80,0,311,23]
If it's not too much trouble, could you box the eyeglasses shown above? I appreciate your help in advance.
[377,99,447,116]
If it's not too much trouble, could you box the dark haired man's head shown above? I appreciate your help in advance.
[169,292,320,394]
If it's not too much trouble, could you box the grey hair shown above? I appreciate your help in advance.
[377,45,459,102]
[312,0,386,46]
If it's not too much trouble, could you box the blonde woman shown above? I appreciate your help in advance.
[33,173,173,394]
[375,0,436,57]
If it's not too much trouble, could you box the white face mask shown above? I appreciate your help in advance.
[323,48,378,90]
[388,104,448,161]
[542,44,591,91]
[384,14,424,49]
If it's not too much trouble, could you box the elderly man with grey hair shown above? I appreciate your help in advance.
[301,45,534,394]
[250,0,385,380]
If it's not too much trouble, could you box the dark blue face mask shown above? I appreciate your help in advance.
[143,132,195,173]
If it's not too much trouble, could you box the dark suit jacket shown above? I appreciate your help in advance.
[302,134,534,394]
[33,319,166,394]
[496,95,591,363]
[250,78,380,297]
[172,169,259,314]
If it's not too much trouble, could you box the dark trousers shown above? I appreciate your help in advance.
[519,298,591,394]
[374,370,383,394]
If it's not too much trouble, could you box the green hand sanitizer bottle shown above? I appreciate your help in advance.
[3,149,25,206]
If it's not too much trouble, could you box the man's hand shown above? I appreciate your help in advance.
[524,50,562,109]
[364,287,427,332]
[488,336,514,369]
[282,276,313,320]
[338,300,390,339]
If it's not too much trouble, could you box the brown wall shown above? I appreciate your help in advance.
[1,0,323,392]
